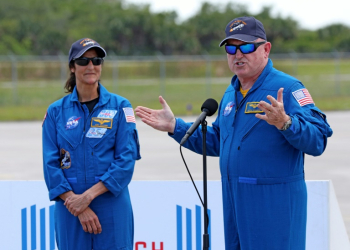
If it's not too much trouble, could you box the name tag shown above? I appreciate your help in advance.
[97,110,117,118]
[245,102,263,113]
[86,128,107,138]
[91,118,113,129]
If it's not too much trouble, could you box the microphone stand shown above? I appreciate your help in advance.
[202,120,210,250]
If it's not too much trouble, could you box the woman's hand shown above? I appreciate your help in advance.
[64,193,92,216]
[78,207,102,234]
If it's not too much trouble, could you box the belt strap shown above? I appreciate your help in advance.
[238,173,304,185]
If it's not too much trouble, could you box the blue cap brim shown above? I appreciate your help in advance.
[219,34,260,47]
[72,45,107,60]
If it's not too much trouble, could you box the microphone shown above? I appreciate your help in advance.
[180,98,218,145]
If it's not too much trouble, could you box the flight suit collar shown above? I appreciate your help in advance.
[231,58,273,93]
[69,83,111,106]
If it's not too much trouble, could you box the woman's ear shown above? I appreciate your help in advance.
[70,65,75,73]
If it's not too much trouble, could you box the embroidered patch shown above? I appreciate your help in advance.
[223,101,235,116]
[60,149,71,169]
[91,118,113,129]
[229,20,247,33]
[86,128,107,138]
[42,111,47,127]
[65,116,81,130]
[97,110,117,119]
[245,102,263,113]
[292,89,314,106]
[123,108,136,123]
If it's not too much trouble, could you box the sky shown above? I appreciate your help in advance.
[127,0,350,30]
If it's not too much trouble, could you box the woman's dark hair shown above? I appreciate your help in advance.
[64,61,76,93]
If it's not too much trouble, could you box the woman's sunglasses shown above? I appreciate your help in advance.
[225,41,266,55]
[74,57,104,66]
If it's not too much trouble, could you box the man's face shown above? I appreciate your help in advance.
[226,39,270,83]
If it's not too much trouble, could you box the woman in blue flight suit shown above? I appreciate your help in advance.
[42,38,141,250]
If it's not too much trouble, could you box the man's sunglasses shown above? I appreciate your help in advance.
[225,41,266,55]
[74,57,104,66]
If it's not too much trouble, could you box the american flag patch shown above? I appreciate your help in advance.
[123,107,136,123]
[292,88,314,106]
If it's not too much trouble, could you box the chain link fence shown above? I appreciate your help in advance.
[0,52,349,119]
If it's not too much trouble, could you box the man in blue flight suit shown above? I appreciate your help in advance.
[135,16,333,249]
[43,38,141,249]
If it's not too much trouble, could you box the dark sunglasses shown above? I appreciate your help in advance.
[74,57,104,66]
[225,41,266,55]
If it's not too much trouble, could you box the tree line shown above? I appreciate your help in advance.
[1,0,350,56]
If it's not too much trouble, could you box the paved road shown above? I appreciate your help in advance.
[0,111,349,237]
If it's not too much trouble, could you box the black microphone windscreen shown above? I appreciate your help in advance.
[201,98,218,116]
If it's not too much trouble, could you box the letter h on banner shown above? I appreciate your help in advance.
[21,204,55,250]
[177,205,211,250]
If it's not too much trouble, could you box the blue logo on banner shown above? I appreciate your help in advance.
[176,205,211,250]
[21,205,56,250]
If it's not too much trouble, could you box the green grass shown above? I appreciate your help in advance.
[1,58,350,121]
[1,79,349,121]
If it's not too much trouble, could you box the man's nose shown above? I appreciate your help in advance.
[235,49,244,58]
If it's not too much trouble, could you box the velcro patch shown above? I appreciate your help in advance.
[292,88,314,106]
[123,108,136,123]
[245,102,263,113]
[60,149,71,169]
[97,110,117,119]
[91,118,113,129]
[86,128,107,138]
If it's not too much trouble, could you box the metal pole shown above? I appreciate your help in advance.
[290,51,298,77]
[202,120,210,250]
[334,50,340,96]
[112,55,118,94]
[9,55,18,105]
[157,52,166,97]
[59,53,66,92]
[204,54,212,99]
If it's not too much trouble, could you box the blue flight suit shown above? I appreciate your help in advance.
[42,84,141,250]
[170,59,333,250]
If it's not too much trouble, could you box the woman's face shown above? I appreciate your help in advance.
[71,49,102,87]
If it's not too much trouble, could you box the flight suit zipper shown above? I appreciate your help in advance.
[226,90,250,181]
[82,103,100,184]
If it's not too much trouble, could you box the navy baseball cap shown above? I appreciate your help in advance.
[219,16,267,47]
[68,38,107,64]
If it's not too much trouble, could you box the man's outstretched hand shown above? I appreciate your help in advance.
[135,96,176,133]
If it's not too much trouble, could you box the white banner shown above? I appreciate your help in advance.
[0,180,348,250]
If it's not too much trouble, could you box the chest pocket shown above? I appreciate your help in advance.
[240,117,262,142]
[57,118,81,150]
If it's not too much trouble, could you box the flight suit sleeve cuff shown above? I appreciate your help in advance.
[49,184,72,202]
[279,115,299,137]
[168,118,188,142]
[99,173,122,197]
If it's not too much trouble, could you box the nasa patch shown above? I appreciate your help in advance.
[65,116,81,130]
[223,101,235,116]
[42,111,47,127]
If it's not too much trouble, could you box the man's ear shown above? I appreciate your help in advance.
[264,42,272,58]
